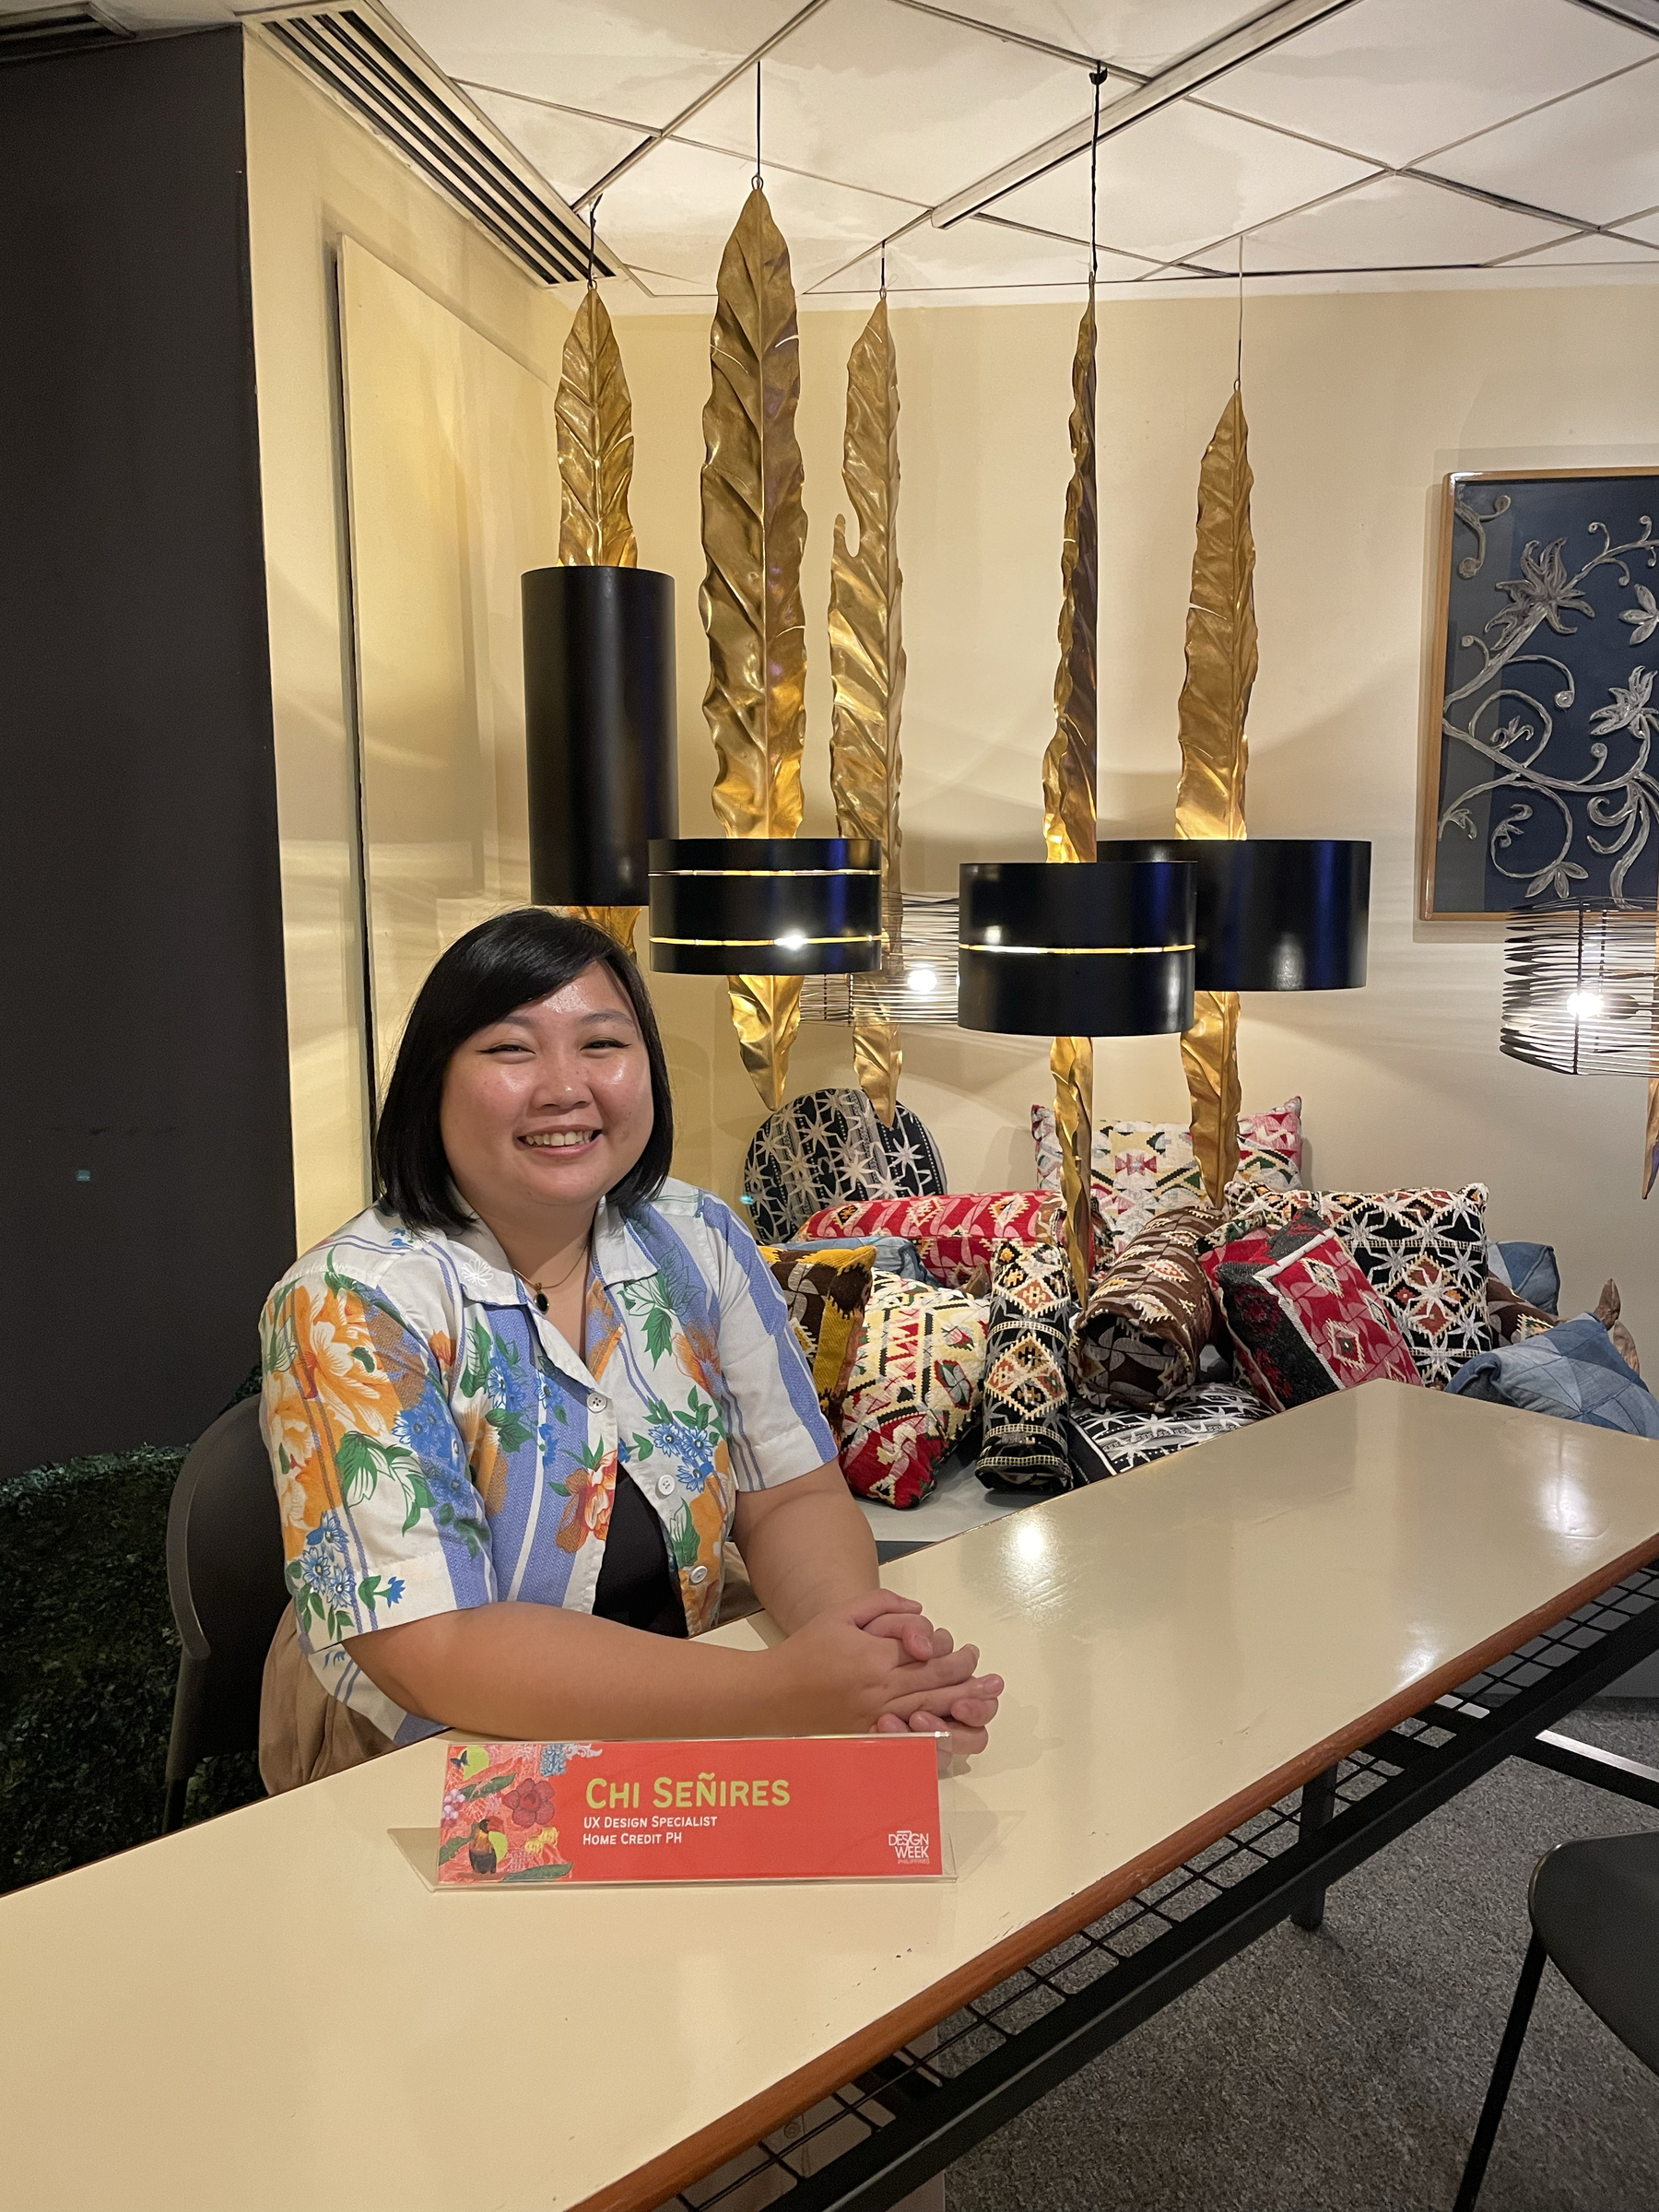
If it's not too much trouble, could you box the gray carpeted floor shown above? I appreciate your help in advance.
[944,1704,1659,2212]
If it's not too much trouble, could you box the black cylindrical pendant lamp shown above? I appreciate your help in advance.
[523,565,678,907]
[648,838,885,975]
[957,860,1196,1036]
[1097,838,1371,992]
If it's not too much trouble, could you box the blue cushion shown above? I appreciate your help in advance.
[1446,1313,1659,1438]
[1487,1240,1560,1314]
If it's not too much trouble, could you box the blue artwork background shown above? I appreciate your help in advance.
[1430,471,1659,918]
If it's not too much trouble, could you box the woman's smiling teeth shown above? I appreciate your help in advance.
[521,1130,597,1149]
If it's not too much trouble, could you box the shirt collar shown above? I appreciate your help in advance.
[437,1196,657,1306]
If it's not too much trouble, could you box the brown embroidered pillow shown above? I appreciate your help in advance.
[1069,1205,1220,1413]
[758,1244,877,1430]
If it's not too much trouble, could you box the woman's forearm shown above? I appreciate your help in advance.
[734,1471,882,1634]
[345,1603,783,1741]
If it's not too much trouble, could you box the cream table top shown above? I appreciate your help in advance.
[6,1382,1658,2212]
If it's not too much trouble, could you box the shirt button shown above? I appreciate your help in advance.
[655,1474,676,1499]
[688,1564,708,1585]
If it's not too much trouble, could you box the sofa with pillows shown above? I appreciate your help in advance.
[748,1090,1657,1523]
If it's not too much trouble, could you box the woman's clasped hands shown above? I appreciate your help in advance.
[773,1591,1003,1756]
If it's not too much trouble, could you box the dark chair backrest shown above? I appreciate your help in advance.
[165,1397,288,1781]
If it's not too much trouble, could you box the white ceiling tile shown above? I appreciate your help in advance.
[1500,230,1659,266]
[811,213,1155,290]
[1187,172,1573,271]
[685,0,1092,205]
[985,98,1375,260]
[1421,57,1659,225]
[596,136,921,288]
[938,2,1274,75]
[1202,0,1656,169]
[384,0,800,132]
[464,87,649,206]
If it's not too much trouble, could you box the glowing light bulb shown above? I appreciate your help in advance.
[907,966,937,995]
[776,931,806,951]
[1566,991,1603,1020]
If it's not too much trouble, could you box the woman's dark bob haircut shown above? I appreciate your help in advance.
[375,907,673,1233]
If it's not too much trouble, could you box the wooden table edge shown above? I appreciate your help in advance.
[569,1523,1659,2212]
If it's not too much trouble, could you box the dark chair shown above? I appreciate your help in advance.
[160,1397,288,1833]
[1453,1831,1659,2208]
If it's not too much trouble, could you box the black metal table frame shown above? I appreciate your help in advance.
[678,1555,1659,2212]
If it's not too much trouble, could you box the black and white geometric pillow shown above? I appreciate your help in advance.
[1065,1381,1269,1483]
[975,1239,1077,1490]
[741,1087,947,1244]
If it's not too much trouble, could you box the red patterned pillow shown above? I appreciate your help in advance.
[838,1276,989,1508]
[1204,1216,1421,1412]
[801,1193,1059,1297]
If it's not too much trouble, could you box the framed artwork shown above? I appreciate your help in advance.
[1421,467,1659,921]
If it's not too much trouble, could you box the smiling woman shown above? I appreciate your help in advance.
[256,909,1002,1792]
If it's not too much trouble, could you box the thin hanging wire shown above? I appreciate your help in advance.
[586,194,602,289]
[879,238,887,298]
[1235,231,1245,391]
[1088,65,1105,283]
[753,62,763,191]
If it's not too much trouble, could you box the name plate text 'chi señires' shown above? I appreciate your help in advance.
[435,1735,945,1885]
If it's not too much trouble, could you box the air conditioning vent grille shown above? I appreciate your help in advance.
[0,5,132,62]
[259,8,606,288]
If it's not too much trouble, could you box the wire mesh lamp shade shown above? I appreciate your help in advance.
[1096,838,1371,992]
[647,839,885,976]
[798,893,960,1026]
[1500,906,1659,1076]
[523,566,678,906]
[958,860,1196,1036]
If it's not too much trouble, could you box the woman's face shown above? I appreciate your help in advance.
[440,961,654,1229]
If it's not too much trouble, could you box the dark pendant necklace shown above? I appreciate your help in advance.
[529,1235,591,1316]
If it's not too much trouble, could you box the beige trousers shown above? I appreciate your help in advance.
[257,1609,395,1795]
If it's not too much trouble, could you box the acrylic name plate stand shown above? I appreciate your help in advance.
[393,1735,951,1888]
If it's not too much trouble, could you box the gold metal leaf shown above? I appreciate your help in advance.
[830,296,907,1124]
[1050,1032,1094,1303]
[1645,1075,1659,1199]
[557,906,640,957]
[1175,386,1256,843]
[556,289,638,569]
[1177,387,1257,1200]
[700,188,809,1107]
[1042,284,1099,868]
[727,974,803,1116]
[1042,287,1099,1293]
[1182,991,1242,1206]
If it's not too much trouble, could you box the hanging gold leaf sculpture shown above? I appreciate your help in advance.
[1176,385,1257,1204]
[552,290,641,947]
[556,288,638,569]
[829,296,907,1125]
[1042,286,1100,1300]
[700,189,809,1111]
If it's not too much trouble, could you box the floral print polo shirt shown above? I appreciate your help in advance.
[259,1178,836,1746]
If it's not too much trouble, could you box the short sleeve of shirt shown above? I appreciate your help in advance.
[697,1194,838,1489]
[259,1251,496,1658]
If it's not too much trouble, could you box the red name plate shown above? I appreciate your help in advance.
[436,1735,944,1886]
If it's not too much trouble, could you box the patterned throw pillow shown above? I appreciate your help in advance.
[764,1233,933,1286]
[1066,1381,1268,1482]
[1069,1206,1220,1412]
[758,1244,877,1431]
[742,1086,947,1243]
[1030,1099,1301,1245]
[1204,1216,1421,1412]
[801,1192,1061,1298]
[1487,1275,1557,1346]
[838,1273,989,1509]
[975,1240,1077,1490]
[1220,1183,1493,1388]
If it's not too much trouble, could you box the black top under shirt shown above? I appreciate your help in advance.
[592,1473,688,1639]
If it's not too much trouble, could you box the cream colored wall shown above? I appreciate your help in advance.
[242,36,571,1253]
[618,282,1659,1338]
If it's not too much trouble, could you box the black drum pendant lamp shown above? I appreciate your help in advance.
[648,838,885,975]
[523,565,678,906]
[1097,838,1371,992]
[958,859,1197,1036]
